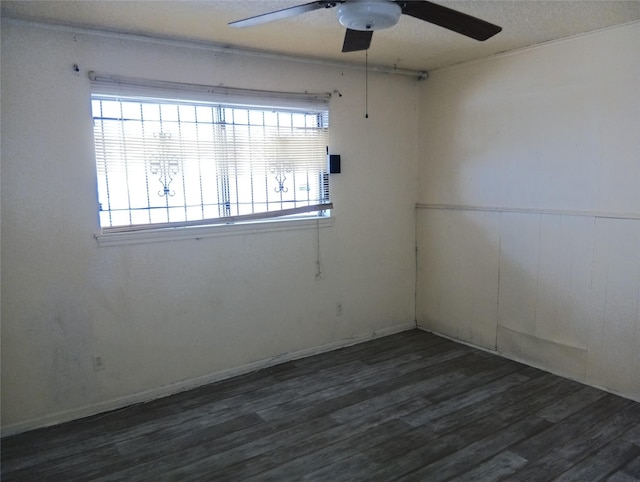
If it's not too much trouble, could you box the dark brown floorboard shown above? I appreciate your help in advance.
[2,329,640,481]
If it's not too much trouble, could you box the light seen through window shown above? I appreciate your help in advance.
[91,95,330,230]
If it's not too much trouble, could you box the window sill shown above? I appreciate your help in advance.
[95,216,334,247]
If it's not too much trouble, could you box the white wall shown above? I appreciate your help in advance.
[417,23,640,401]
[0,21,419,433]
[5,18,637,436]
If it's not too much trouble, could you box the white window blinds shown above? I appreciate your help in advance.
[90,73,332,232]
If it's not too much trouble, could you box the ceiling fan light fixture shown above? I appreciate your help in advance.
[336,1,402,31]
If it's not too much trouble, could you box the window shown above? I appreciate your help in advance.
[90,74,332,235]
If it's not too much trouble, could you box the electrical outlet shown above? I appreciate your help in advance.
[93,355,106,371]
[336,302,344,316]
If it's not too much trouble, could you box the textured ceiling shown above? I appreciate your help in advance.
[2,0,639,72]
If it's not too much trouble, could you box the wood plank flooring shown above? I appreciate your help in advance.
[2,329,640,481]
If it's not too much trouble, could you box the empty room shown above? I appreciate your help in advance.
[1,0,639,480]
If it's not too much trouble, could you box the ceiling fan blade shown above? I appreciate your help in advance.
[398,1,502,41]
[229,1,340,28]
[342,29,374,52]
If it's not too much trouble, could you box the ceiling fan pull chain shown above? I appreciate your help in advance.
[365,50,369,119]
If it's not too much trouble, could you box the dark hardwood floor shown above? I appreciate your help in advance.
[2,329,640,481]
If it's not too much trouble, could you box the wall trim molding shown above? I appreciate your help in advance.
[416,324,640,405]
[1,18,426,78]
[416,203,640,221]
[1,321,417,437]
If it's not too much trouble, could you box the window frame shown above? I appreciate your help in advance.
[89,73,334,246]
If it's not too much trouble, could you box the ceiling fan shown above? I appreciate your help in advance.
[229,0,502,53]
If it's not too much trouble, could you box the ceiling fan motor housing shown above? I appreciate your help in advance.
[337,0,402,31]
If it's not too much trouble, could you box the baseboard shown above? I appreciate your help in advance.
[416,324,640,405]
[2,321,417,437]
